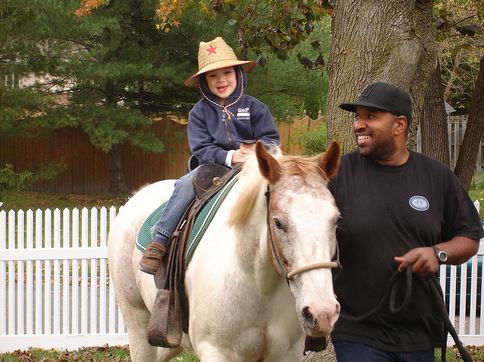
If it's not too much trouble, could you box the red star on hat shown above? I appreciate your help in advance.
[206,45,217,55]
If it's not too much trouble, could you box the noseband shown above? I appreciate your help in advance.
[265,187,340,282]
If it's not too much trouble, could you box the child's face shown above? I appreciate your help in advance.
[205,67,237,100]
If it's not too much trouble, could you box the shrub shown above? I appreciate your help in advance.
[0,162,66,191]
[0,164,34,191]
[298,122,327,156]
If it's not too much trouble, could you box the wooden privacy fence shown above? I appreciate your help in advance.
[0,116,323,195]
[0,203,483,352]
[2,113,483,195]
[0,120,190,194]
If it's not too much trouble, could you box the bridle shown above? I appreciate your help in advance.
[264,187,340,283]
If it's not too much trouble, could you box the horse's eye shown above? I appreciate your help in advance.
[273,218,284,230]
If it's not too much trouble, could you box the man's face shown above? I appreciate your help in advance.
[352,106,399,162]
[205,66,237,100]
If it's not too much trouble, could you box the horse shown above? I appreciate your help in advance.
[108,141,341,361]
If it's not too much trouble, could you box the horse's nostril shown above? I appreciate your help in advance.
[302,306,315,326]
[302,306,310,318]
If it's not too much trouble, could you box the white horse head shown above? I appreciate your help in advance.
[228,141,341,338]
[108,141,341,361]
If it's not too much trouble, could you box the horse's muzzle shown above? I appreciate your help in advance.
[301,302,340,336]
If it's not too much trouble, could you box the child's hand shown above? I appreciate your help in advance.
[232,147,255,164]
[239,142,256,152]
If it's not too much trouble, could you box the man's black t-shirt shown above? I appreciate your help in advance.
[329,151,483,352]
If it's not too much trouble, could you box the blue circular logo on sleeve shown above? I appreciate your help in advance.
[409,196,430,211]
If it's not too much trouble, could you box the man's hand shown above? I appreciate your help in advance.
[395,237,479,278]
[394,247,439,278]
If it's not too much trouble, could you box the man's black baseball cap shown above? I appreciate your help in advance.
[339,82,412,124]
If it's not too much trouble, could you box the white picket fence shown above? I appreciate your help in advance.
[0,207,128,352]
[0,204,483,353]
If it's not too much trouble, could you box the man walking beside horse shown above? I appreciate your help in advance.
[329,82,483,361]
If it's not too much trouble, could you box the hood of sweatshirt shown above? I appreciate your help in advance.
[197,65,248,106]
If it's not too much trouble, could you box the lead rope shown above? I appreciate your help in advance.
[340,268,472,362]
[427,275,472,362]
[340,268,413,323]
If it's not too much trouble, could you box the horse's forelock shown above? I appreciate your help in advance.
[279,155,328,182]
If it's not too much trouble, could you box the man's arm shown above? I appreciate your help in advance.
[394,236,479,278]
[439,236,480,264]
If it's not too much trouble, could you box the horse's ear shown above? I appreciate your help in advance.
[256,141,281,183]
[318,141,340,179]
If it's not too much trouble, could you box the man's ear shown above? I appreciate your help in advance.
[394,116,408,136]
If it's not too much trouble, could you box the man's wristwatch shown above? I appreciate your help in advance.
[432,246,448,264]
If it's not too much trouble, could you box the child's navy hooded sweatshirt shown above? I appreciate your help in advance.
[187,66,280,165]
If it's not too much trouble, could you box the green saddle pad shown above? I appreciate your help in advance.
[136,175,239,267]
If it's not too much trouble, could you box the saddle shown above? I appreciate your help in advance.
[147,163,238,348]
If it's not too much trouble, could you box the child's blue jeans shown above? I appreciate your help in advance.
[151,168,197,245]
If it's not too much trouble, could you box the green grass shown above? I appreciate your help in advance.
[0,346,131,362]
[0,346,482,361]
[470,172,484,218]
[0,347,198,361]
[438,345,484,361]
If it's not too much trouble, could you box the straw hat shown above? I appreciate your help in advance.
[184,37,256,88]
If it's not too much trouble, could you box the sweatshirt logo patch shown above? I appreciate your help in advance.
[237,107,250,119]
[409,195,429,211]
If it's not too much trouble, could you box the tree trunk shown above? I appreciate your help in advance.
[453,55,484,191]
[420,60,450,166]
[104,79,129,194]
[108,144,129,194]
[327,0,438,153]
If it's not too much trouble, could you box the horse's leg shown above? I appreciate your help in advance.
[196,342,236,362]
[195,342,303,362]
[126,254,184,362]
[109,224,181,362]
[118,297,182,362]
[279,336,305,362]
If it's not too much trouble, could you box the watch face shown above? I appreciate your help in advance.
[433,247,447,263]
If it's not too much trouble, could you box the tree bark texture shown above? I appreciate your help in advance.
[453,55,484,191]
[109,144,129,194]
[327,0,438,153]
[421,60,450,166]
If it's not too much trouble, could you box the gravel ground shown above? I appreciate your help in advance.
[302,339,336,362]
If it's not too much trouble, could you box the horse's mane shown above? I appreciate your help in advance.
[227,152,268,227]
[228,148,327,227]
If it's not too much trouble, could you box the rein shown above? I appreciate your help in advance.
[340,268,472,362]
[264,187,340,282]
